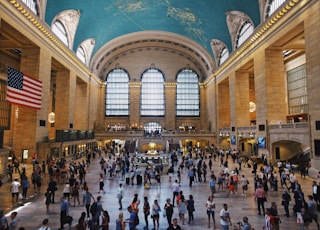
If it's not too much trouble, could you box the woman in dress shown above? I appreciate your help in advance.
[151,199,161,230]
[178,195,187,225]
[205,195,216,228]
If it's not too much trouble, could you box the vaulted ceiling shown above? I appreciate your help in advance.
[45,0,260,63]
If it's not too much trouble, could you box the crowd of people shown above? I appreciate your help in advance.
[0,147,320,230]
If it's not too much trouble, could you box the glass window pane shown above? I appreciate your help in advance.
[176,69,200,116]
[105,69,130,116]
[140,69,165,116]
[52,20,68,46]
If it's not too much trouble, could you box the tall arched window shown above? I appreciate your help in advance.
[236,21,254,48]
[267,0,286,17]
[176,69,200,116]
[219,47,229,66]
[76,46,86,64]
[22,0,38,15]
[140,69,165,116]
[52,20,68,46]
[105,68,130,116]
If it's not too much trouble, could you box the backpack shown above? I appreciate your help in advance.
[90,202,97,216]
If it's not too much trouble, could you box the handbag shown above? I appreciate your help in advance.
[297,212,304,223]
[18,193,23,200]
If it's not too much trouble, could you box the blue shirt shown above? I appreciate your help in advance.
[61,199,69,212]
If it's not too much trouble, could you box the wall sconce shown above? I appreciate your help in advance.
[238,132,243,138]
[48,112,55,123]
[226,132,230,137]
[219,132,223,137]
[249,132,255,139]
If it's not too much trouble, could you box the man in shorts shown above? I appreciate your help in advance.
[10,177,21,206]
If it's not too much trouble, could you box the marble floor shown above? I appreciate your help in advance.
[0,154,319,230]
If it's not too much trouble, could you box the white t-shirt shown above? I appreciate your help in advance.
[11,181,20,193]
[220,208,230,226]
[206,200,215,211]
[38,226,51,230]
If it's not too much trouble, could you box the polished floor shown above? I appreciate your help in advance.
[0,154,318,230]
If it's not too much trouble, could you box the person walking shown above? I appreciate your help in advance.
[281,190,291,218]
[240,175,249,197]
[206,195,216,228]
[172,180,180,207]
[117,183,124,210]
[143,196,150,229]
[164,198,174,227]
[187,194,195,224]
[254,184,267,216]
[177,195,187,225]
[98,173,105,194]
[47,177,57,203]
[71,181,81,207]
[269,202,280,230]
[59,196,69,230]
[100,210,110,230]
[220,203,232,230]
[151,199,161,230]
[128,206,137,230]
[209,175,217,198]
[307,195,320,230]
[45,190,52,214]
[21,175,29,200]
[84,188,95,218]
[10,177,21,206]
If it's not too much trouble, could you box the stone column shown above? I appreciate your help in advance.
[165,82,176,130]
[218,79,230,128]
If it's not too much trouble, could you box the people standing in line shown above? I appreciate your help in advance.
[10,177,21,206]
[47,177,57,203]
[151,199,161,230]
[164,198,174,227]
[167,218,182,230]
[59,196,69,230]
[187,194,195,224]
[143,196,150,229]
[281,190,291,218]
[206,195,216,228]
[38,219,51,230]
[117,183,124,210]
[115,212,125,230]
[172,180,180,207]
[254,184,267,216]
[130,194,140,214]
[307,195,320,230]
[220,203,232,230]
[177,195,187,225]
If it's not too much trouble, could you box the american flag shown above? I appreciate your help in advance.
[6,67,42,110]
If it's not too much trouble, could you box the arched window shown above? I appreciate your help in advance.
[76,46,86,64]
[22,0,38,16]
[52,20,68,46]
[176,69,199,116]
[140,69,165,116]
[219,47,229,66]
[236,21,254,48]
[267,0,286,17]
[105,68,130,116]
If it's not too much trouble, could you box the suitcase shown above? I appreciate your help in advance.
[137,175,142,185]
